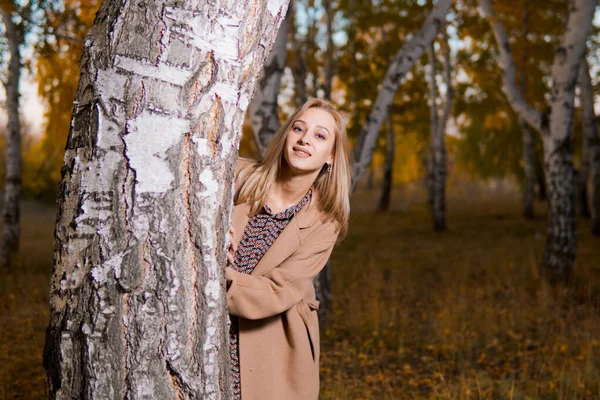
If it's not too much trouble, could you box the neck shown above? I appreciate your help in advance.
[269,165,319,212]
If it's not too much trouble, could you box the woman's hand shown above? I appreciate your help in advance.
[227,226,237,267]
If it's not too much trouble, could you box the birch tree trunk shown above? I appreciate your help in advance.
[352,0,452,183]
[579,56,600,235]
[0,9,23,269]
[377,116,395,212]
[42,1,290,399]
[479,0,596,282]
[426,29,452,232]
[248,7,289,156]
[519,0,536,220]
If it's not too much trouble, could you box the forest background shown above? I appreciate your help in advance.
[2,0,600,398]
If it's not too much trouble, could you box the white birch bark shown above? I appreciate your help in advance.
[42,1,290,399]
[0,9,23,269]
[248,7,289,156]
[479,0,597,282]
[351,0,452,183]
[426,29,452,232]
[579,56,600,235]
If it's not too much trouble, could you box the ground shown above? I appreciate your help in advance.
[1,187,599,399]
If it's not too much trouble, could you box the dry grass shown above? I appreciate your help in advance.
[321,187,600,399]
[1,190,599,399]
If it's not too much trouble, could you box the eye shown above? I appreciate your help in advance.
[293,126,303,133]
[316,133,326,140]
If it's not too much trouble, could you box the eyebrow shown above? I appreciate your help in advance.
[295,119,331,135]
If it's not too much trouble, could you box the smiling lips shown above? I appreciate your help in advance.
[293,146,312,157]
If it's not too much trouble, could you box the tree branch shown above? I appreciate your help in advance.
[478,0,542,132]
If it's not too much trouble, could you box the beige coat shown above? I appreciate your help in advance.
[226,161,339,400]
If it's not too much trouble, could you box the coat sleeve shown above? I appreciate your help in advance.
[226,234,337,320]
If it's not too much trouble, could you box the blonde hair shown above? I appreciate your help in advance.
[235,98,351,239]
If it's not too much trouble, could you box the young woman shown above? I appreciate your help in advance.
[225,98,352,400]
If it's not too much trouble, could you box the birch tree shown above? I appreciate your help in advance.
[352,0,452,183]
[248,7,289,156]
[519,0,536,219]
[0,5,24,269]
[377,116,395,212]
[578,55,600,235]
[426,29,453,232]
[42,0,290,398]
[478,0,596,282]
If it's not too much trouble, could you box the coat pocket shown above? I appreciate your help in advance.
[296,299,320,362]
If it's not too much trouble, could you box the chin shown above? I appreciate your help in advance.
[283,154,319,175]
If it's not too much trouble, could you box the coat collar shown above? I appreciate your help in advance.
[231,192,321,277]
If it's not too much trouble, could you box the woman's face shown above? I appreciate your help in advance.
[283,108,336,175]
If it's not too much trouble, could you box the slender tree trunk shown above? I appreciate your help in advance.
[427,41,440,216]
[323,0,335,100]
[578,137,591,218]
[289,2,308,107]
[313,259,332,324]
[367,164,375,190]
[427,28,452,232]
[522,121,536,218]
[378,116,395,212]
[0,9,23,270]
[42,1,290,398]
[535,158,547,200]
[352,0,452,183]
[479,0,595,283]
[519,0,535,220]
[579,56,600,234]
[249,8,290,156]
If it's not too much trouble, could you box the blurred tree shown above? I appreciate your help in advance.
[478,0,596,283]
[249,6,290,156]
[518,0,535,219]
[0,4,23,269]
[0,0,42,268]
[377,115,395,211]
[454,0,565,204]
[426,26,454,232]
[578,55,600,235]
[351,0,452,184]
[33,0,100,200]
[42,0,290,397]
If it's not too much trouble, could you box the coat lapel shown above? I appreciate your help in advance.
[251,195,320,277]
[231,194,321,277]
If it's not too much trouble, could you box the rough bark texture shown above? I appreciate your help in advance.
[426,30,452,232]
[579,56,600,235]
[42,1,290,399]
[0,9,23,269]
[479,0,596,282]
[248,7,289,156]
[377,117,395,212]
[351,0,452,183]
[519,1,535,220]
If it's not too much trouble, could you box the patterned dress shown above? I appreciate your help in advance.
[228,189,312,400]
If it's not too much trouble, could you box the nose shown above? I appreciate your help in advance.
[297,130,311,145]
